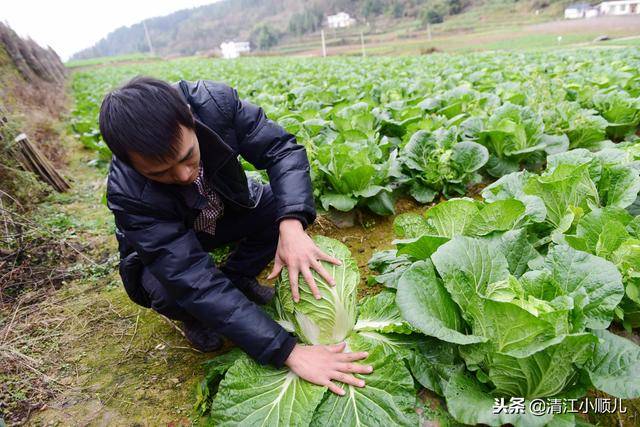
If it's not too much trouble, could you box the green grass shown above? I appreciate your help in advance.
[462,32,604,52]
[607,37,640,47]
[65,53,159,68]
[295,24,640,57]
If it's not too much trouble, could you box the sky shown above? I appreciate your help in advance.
[3,0,219,61]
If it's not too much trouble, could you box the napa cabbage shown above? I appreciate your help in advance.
[396,236,640,426]
[203,236,419,427]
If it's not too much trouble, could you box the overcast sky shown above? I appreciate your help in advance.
[3,0,219,61]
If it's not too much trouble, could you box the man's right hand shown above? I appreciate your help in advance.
[284,342,373,396]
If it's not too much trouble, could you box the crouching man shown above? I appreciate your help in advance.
[100,76,371,395]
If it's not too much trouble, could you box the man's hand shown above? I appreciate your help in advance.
[267,218,342,302]
[285,342,373,395]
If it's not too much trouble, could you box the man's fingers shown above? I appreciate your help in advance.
[311,259,335,287]
[316,249,342,266]
[289,267,300,302]
[267,259,283,280]
[338,351,369,362]
[327,342,347,353]
[337,362,374,375]
[332,371,365,388]
[326,381,346,396]
[302,267,321,300]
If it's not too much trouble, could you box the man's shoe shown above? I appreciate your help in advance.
[229,274,275,305]
[181,319,224,353]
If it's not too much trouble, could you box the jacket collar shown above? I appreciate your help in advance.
[194,117,235,176]
[173,79,235,177]
[172,119,235,209]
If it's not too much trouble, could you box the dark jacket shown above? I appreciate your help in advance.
[106,80,316,367]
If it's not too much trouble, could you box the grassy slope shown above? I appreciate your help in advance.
[70,16,640,69]
[278,15,640,56]
[271,0,566,55]
[66,0,568,65]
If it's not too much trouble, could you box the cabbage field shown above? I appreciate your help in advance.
[69,47,640,426]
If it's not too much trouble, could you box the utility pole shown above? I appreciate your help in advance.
[321,29,327,57]
[360,31,366,57]
[143,20,155,56]
[427,22,432,41]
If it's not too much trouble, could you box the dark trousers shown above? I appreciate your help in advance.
[141,184,279,322]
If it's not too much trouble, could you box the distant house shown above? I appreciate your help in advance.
[598,0,640,15]
[327,12,355,28]
[585,7,600,16]
[564,3,598,18]
[220,41,250,59]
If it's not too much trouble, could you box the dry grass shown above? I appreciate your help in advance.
[1,288,76,423]
[0,202,80,306]
[0,30,83,423]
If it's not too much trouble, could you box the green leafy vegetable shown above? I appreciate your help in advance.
[275,236,359,345]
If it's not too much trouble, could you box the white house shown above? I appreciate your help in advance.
[220,41,250,59]
[564,3,598,18]
[586,7,600,17]
[327,12,356,28]
[598,0,640,15]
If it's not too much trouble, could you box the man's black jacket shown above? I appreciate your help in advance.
[106,80,316,367]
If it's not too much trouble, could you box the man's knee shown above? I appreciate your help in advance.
[140,268,191,321]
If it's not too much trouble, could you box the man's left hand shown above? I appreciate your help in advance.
[267,219,342,302]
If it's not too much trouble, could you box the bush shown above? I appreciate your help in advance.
[422,8,444,24]
[250,24,280,50]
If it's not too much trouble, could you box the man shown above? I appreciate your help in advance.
[100,76,371,395]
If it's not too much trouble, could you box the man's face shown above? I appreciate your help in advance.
[128,124,201,186]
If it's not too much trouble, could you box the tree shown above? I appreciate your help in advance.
[420,8,444,25]
[288,6,323,36]
[388,1,405,18]
[251,24,279,50]
[362,0,385,18]
[447,0,466,15]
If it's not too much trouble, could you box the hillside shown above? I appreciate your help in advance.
[70,0,568,60]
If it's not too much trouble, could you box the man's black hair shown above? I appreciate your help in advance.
[99,76,195,164]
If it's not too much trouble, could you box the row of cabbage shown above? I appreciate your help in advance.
[361,141,640,425]
[70,49,640,214]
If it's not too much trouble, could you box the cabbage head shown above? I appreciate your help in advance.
[206,236,419,427]
[275,235,359,345]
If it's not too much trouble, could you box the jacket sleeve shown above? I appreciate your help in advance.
[220,85,316,227]
[112,206,297,367]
